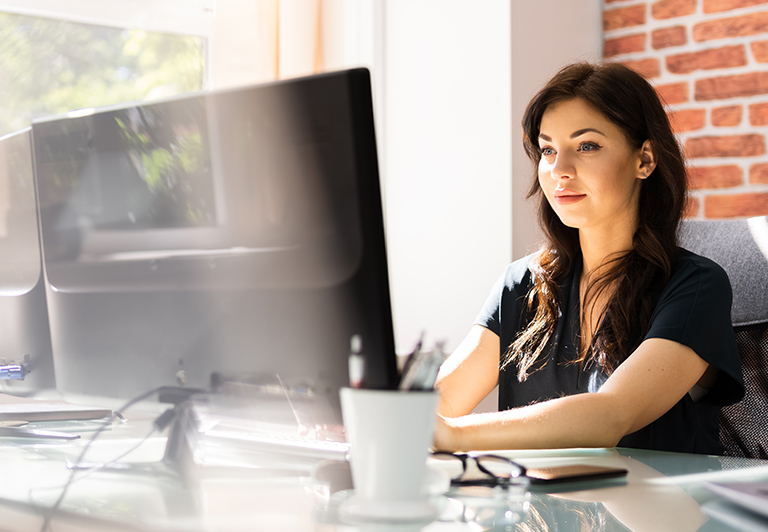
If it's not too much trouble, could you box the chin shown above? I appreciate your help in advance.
[552,211,584,230]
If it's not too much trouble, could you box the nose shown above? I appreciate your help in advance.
[549,152,575,181]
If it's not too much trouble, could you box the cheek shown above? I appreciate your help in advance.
[538,157,553,175]
[537,160,551,184]
[610,159,642,193]
[538,162,554,195]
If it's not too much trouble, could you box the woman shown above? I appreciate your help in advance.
[434,62,744,455]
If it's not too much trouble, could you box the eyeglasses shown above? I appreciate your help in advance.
[431,451,529,488]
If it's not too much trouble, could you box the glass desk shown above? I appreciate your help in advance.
[0,411,767,532]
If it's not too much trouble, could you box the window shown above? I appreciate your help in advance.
[0,11,206,137]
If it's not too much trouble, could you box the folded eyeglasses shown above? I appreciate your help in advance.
[431,451,529,488]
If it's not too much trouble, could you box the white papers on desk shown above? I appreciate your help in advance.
[703,481,768,530]
[0,393,111,422]
[199,417,349,462]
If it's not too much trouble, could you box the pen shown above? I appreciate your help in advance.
[399,339,447,391]
[399,332,424,384]
[348,334,365,389]
[0,426,80,440]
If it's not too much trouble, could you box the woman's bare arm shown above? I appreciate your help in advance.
[434,337,710,451]
[435,325,500,418]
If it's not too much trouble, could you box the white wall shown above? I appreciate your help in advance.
[381,1,513,354]
[381,0,602,355]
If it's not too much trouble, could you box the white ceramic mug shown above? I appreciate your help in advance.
[339,388,439,522]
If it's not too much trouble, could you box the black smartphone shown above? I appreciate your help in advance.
[525,464,628,485]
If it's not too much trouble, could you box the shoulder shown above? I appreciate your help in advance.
[651,248,734,331]
[674,248,728,277]
[491,252,542,300]
[503,252,537,286]
[475,254,538,335]
[663,248,733,301]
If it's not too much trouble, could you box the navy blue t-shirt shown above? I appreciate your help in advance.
[476,249,744,455]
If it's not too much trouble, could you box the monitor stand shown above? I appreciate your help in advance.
[70,401,199,479]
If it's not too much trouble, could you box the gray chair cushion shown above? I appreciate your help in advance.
[679,216,768,327]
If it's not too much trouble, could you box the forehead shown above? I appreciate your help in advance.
[539,98,618,137]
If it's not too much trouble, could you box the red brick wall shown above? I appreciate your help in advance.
[603,0,768,218]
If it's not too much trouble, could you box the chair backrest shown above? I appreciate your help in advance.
[679,216,768,458]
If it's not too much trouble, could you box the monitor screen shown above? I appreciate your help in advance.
[31,69,397,415]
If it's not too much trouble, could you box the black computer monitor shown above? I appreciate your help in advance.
[0,128,55,393]
[30,69,397,416]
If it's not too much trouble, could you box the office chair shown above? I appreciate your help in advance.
[679,215,768,459]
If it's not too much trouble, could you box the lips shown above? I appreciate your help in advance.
[554,189,586,205]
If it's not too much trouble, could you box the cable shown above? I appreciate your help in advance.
[29,423,159,512]
[38,386,172,532]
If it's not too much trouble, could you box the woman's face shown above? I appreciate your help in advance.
[537,98,648,234]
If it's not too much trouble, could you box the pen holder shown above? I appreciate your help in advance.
[339,387,439,522]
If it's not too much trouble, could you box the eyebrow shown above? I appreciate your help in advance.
[538,128,607,141]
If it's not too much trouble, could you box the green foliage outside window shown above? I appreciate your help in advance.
[0,12,205,137]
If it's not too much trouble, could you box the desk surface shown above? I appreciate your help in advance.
[0,411,767,532]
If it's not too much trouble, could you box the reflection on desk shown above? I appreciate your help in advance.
[1,412,768,532]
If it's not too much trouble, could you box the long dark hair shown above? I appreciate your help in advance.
[503,61,687,380]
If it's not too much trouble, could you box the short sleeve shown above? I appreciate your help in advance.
[644,251,744,405]
[475,255,535,337]
[475,271,507,336]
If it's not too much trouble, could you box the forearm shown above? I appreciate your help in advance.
[435,392,629,452]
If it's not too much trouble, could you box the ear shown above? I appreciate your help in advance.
[637,140,656,180]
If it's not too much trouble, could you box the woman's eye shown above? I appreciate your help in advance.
[578,141,602,152]
[541,147,555,156]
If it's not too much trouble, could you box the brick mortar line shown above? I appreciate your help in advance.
[683,154,768,165]
[606,37,768,64]
[603,6,768,42]
[653,66,768,89]
[687,163,768,175]
[607,53,768,71]
[690,184,768,194]
[608,37,767,56]
[610,64,766,81]
[677,132,768,142]
[603,2,768,23]
[658,95,768,110]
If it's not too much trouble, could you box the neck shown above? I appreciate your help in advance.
[579,222,636,277]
